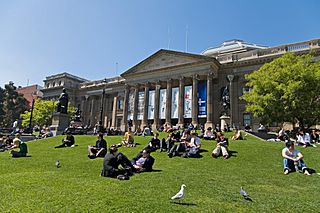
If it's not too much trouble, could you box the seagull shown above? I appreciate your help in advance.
[240,187,252,201]
[171,184,186,202]
[55,160,60,168]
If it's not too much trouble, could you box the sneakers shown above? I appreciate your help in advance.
[168,153,173,158]
[117,174,129,180]
[284,169,289,175]
[304,170,311,176]
[212,153,217,158]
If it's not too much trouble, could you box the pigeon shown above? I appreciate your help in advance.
[240,187,252,201]
[171,184,186,202]
[55,160,60,168]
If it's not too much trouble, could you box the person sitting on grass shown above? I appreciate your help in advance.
[131,148,155,173]
[122,127,135,147]
[101,144,134,180]
[185,131,202,158]
[231,127,243,140]
[160,133,174,152]
[55,132,75,148]
[212,133,229,159]
[88,133,107,159]
[144,132,160,152]
[203,127,216,140]
[167,129,191,158]
[282,141,311,176]
[10,133,28,158]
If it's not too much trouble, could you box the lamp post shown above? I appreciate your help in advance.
[227,74,234,129]
[27,96,35,134]
[98,78,107,133]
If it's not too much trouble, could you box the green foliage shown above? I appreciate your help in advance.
[21,99,76,128]
[0,82,28,127]
[0,133,320,212]
[21,99,57,128]
[242,53,320,127]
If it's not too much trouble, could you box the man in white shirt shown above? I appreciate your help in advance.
[282,141,311,176]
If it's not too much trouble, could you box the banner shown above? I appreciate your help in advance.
[171,87,179,118]
[148,90,155,119]
[137,91,144,120]
[198,81,207,118]
[127,90,134,120]
[184,86,192,118]
[159,89,166,119]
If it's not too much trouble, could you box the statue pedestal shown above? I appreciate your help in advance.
[50,112,69,136]
[220,115,230,132]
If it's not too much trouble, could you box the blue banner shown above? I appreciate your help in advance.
[198,81,206,118]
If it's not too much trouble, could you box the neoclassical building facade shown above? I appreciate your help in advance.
[41,38,320,131]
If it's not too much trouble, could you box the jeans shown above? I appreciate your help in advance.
[283,158,307,172]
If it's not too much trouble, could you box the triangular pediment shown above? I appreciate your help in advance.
[121,49,218,76]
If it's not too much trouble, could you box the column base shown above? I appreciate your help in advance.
[205,121,213,130]
[220,115,230,132]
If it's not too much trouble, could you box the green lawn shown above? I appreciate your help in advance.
[1,133,319,212]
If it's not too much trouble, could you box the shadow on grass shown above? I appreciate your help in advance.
[172,202,197,206]
[151,169,162,172]
[229,150,237,158]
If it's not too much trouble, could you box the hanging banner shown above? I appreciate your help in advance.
[184,86,192,118]
[137,91,144,120]
[198,81,207,118]
[159,89,166,119]
[171,87,179,118]
[148,90,155,120]
[127,90,134,120]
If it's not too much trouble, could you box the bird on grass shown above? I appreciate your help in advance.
[240,187,252,201]
[171,184,186,202]
[55,160,60,168]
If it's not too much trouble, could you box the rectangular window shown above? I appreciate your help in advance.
[243,113,251,126]
[118,99,123,110]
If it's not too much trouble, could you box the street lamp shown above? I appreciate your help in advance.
[227,74,234,129]
[98,78,107,133]
[27,92,37,134]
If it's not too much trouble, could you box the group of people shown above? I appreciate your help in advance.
[0,133,28,157]
[3,123,317,178]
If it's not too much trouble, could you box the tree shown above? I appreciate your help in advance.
[1,82,29,128]
[21,99,76,129]
[241,53,320,128]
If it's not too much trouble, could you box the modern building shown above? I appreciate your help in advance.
[42,38,320,131]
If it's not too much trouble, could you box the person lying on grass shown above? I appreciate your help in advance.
[282,141,311,176]
[131,148,155,173]
[212,133,229,159]
[55,132,75,148]
[88,133,107,159]
[101,144,134,180]
[10,133,28,158]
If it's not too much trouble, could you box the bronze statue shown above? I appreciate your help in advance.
[57,88,69,114]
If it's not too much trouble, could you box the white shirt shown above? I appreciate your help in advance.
[282,147,300,158]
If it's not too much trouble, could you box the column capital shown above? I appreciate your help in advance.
[227,74,235,82]
[179,76,185,81]
[193,74,200,80]
[207,72,215,79]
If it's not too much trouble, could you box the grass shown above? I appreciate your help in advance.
[1,132,320,212]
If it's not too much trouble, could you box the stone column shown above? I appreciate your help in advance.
[227,74,235,128]
[132,85,139,131]
[165,79,172,125]
[192,75,199,127]
[111,96,117,129]
[121,85,129,131]
[152,81,161,130]
[205,73,214,129]
[141,83,149,127]
[177,76,185,128]
[90,97,95,125]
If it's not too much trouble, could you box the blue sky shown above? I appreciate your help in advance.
[0,0,319,88]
